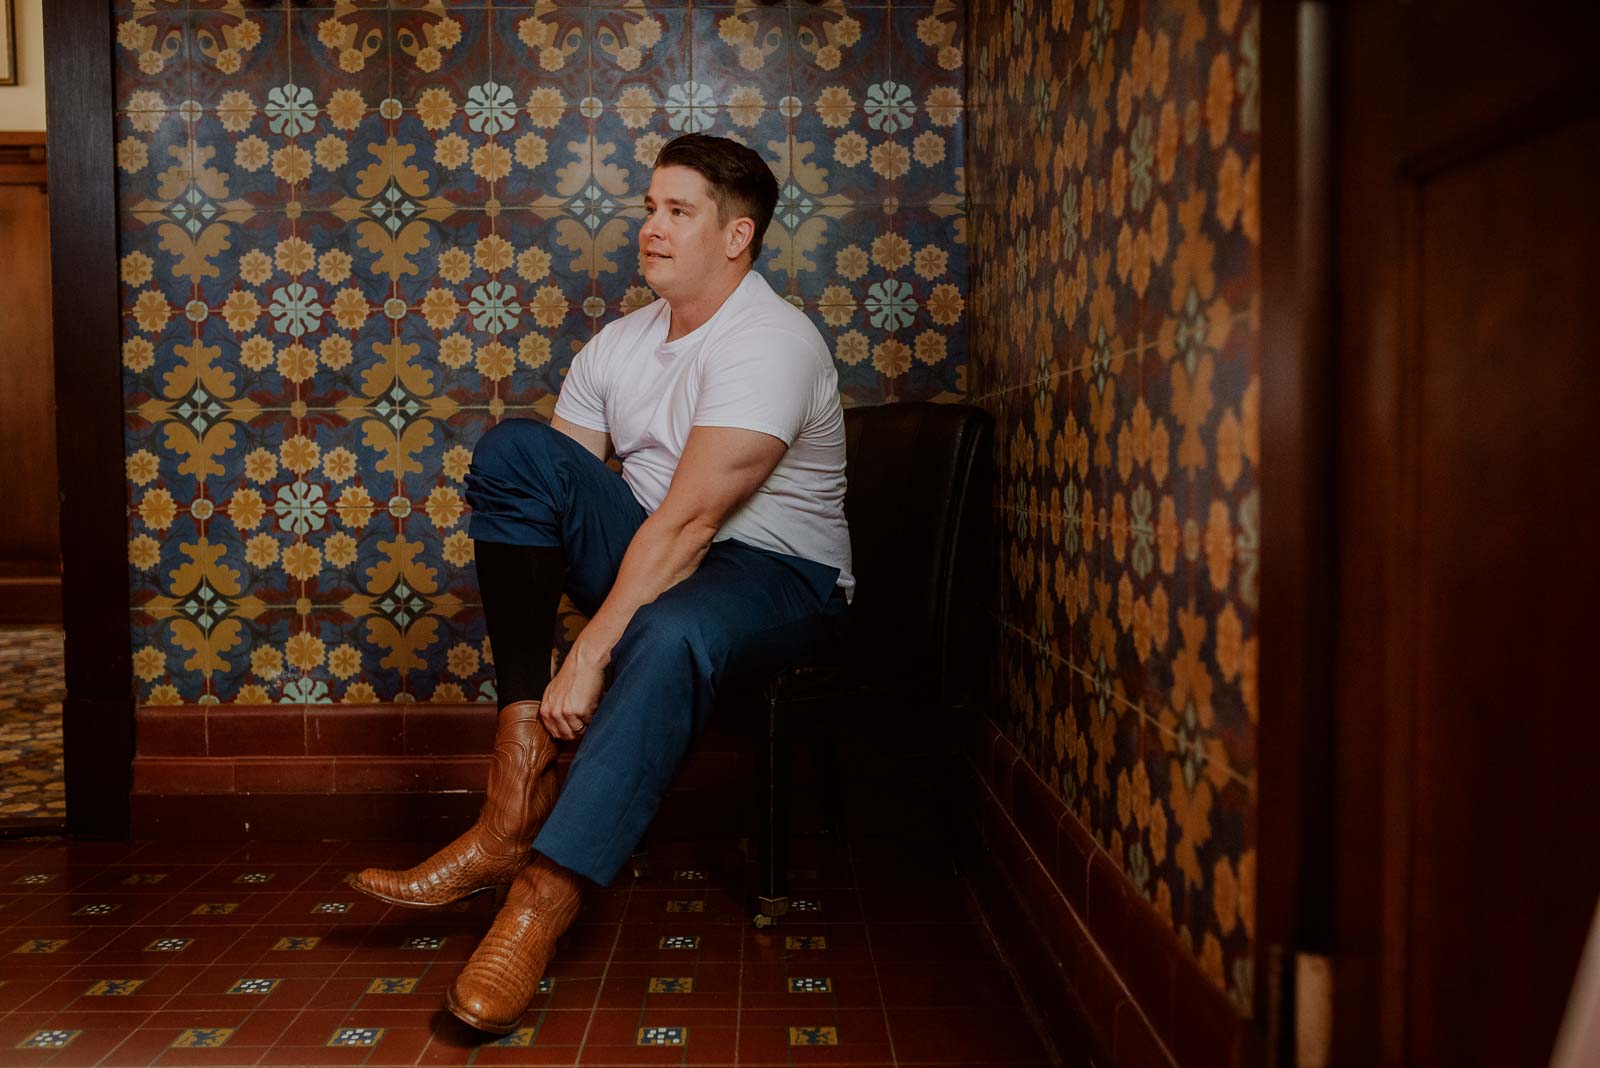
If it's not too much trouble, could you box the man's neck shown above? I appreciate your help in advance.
[664,266,750,343]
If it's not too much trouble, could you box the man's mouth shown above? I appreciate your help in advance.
[644,251,671,260]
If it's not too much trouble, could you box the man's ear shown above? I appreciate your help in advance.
[725,217,755,261]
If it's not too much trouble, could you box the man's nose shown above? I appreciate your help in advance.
[639,209,661,242]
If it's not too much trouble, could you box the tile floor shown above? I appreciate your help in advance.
[0,834,1055,1066]
[0,627,66,825]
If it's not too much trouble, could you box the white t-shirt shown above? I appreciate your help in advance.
[554,271,855,599]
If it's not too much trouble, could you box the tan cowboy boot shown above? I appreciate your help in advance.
[351,700,558,908]
[446,854,583,1033]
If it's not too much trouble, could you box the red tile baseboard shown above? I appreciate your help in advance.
[131,704,761,843]
[967,716,1250,1068]
[131,791,486,841]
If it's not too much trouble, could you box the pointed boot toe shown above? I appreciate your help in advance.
[351,702,559,909]
[445,857,583,1034]
[445,984,521,1035]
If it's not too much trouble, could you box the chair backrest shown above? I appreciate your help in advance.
[841,402,993,706]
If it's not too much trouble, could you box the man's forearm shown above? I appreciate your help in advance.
[568,512,716,670]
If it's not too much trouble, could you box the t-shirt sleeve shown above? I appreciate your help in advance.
[692,330,820,446]
[553,334,610,432]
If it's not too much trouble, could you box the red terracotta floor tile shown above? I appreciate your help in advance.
[888,1005,1053,1063]
[0,835,1069,1066]
[527,1007,593,1045]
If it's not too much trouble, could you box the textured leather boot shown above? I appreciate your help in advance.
[446,854,583,1033]
[351,700,558,908]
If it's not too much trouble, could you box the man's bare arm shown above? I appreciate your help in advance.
[550,414,610,462]
[536,424,787,738]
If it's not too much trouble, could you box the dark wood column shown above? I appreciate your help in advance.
[44,0,131,838]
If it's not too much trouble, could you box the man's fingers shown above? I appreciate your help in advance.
[539,705,571,741]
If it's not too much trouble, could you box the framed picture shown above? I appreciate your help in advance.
[0,0,15,87]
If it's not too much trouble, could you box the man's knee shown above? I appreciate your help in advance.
[470,418,562,480]
[621,598,702,654]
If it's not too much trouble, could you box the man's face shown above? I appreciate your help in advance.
[639,165,743,297]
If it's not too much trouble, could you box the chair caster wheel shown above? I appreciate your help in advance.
[753,913,778,930]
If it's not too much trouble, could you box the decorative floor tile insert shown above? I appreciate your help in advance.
[538,977,554,993]
[122,873,167,885]
[402,936,443,950]
[272,936,320,951]
[192,902,239,915]
[17,1029,79,1049]
[647,977,694,994]
[666,899,704,913]
[328,1027,384,1047]
[791,899,821,912]
[488,1028,535,1048]
[73,903,120,916]
[658,935,700,949]
[790,1025,840,1047]
[173,1028,234,1048]
[312,901,351,913]
[638,1026,687,1047]
[785,935,827,950]
[673,870,706,881]
[229,978,280,994]
[14,937,68,953]
[11,873,54,885]
[86,979,146,996]
[366,977,419,994]
[146,937,193,952]
[789,977,833,993]
[234,872,274,884]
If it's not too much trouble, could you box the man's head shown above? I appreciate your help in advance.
[639,134,779,298]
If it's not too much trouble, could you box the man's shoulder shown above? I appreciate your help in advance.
[718,273,828,357]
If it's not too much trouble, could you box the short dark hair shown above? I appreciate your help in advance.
[653,133,779,265]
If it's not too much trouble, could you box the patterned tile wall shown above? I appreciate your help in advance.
[112,0,966,707]
[965,0,1259,1009]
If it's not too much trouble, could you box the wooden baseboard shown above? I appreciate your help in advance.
[0,575,61,624]
[967,716,1253,1068]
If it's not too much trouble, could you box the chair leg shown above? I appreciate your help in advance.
[753,687,790,929]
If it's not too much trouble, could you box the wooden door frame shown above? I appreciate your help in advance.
[43,0,131,838]
[1258,1,1339,1060]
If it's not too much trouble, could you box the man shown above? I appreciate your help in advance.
[351,133,854,1034]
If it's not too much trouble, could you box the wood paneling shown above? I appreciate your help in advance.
[1401,112,1599,1067]
[0,131,59,623]
[1332,3,1600,1064]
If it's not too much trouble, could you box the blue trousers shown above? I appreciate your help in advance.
[465,419,848,886]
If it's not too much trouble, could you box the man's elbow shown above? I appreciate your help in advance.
[679,515,721,554]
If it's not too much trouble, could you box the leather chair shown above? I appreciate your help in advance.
[741,401,994,926]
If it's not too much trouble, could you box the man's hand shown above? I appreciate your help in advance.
[546,425,789,742]
[539,650,606,741]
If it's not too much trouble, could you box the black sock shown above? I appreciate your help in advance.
[474,540,567,710]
